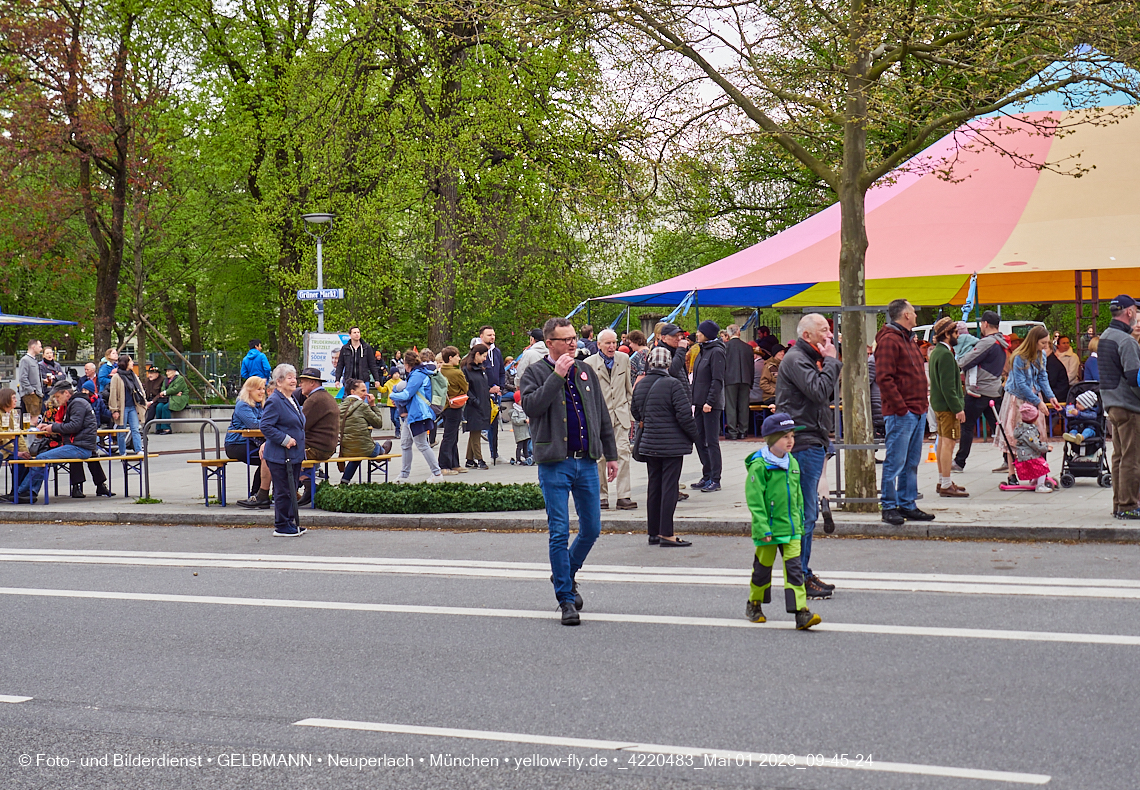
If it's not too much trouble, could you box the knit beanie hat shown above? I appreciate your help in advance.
[698,320,720,340]
[1019,402,1040,422]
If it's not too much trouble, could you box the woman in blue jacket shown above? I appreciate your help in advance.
[226,376,270,506]
[260,365,306,536]
[996,326,1062,474]
[388,350,443,482]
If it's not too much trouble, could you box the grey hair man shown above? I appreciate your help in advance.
[775,313,841,599]
[584,328,635,510]
[723,323,755,439]
[1099,295,1140,519]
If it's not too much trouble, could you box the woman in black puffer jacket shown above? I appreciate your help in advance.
[631,347,700,546]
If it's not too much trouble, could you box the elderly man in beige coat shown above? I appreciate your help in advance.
[584,328,637,509]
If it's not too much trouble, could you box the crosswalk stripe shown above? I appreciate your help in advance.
[2,548,1139,599]
[293,718,1050,784]
[2,585,1140,646]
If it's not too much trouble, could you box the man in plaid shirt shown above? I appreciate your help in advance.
[874,299,936,526]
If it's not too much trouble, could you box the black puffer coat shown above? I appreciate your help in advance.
[631,369,699,457]
[463,364,491,433]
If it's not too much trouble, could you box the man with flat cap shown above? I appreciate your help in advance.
[1099,295,1140,519]
[296,367,339,506]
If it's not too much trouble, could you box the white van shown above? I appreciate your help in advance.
[913,319,1045,344]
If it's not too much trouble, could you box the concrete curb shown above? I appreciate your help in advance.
[0,509,1136,542]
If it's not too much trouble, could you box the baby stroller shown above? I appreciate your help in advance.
[1059,382,1111,489]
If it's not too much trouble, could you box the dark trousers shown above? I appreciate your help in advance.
[695,408,723,483]
[225,442,262,493]
[646,455,684,538]
[268,460,301,532]
[724,384,750,437]
[955,393,1001,469]
[487,400,500,459]
[439,408,463,469]
[69,460,107,488]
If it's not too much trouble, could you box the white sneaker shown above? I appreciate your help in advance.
[427,473,445,484]
[395,476,412,484]
[1035,485,1053,493]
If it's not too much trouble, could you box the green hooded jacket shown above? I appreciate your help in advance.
[338,396,386,457]
[745,449,804,546]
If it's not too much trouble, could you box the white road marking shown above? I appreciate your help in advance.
[2,548,1139,599]
[2,585,1139,647]
[293,718,1050,785]
[0,695,32,703]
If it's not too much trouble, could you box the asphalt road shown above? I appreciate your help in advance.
[2,523,1139,790]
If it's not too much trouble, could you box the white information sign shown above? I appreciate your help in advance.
[303,332,350,395]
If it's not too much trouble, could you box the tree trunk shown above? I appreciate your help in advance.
[159,292,184,352]
[187,282,203,354]
[838,0,877,512]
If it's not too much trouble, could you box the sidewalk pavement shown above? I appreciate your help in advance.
[1,426,1133,542]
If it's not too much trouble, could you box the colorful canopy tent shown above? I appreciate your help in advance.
[0,310,77,326]
[599,90,1139,310]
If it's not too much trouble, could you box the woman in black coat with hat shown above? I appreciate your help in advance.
[631,347,700,546]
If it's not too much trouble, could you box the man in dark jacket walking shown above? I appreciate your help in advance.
[954,311,1008,471]
[334,327,381,389]
[875,299,936,526]
[2,381,98,504]
[520,317,618,626]
[775,313,841,598]
[690,320,726,492]
[724,324,754,440]
[1098,295,1140,519]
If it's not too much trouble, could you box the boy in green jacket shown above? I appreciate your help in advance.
[745,412,821,630]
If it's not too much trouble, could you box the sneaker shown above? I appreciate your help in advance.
[427,473,445,483]
[951,461,965,473]
[805,577,831,599]
[272,527,306,537]
[808,574,835,592]
[795,609,822,630]
[1062,432,1083,444]
[1035,485,1054,493]
[465,460,478,469]
[899,506,935,522]
[394,477,412,484]
[700,481,722,493]
[744,600,766,623]
[992,461,1009,473]
[1114,508,1140,520]
[559,600,580,626]
[690,478,709,489]
[476,461,489,470]
[881,508,905,526]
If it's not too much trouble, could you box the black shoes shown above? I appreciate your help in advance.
[70,484,86,499]
[659,537,692,547]
[559,600,580,626]
[476,461,489,470]
[615,498,638,510]
[805,576,832,599]
[238,490,272,509]
[297,480,313,507]
[882,508,905,526]
[465,460,478,469]
[795,609,822,630]
[899,506,935,522]
[599,499,609,510]
[0,492,37,504]
[551,576,584,610]
[700,481,722,492]
[648,536,660,545]
[820,496,834,533]
[745,600,766,623]
[690,478,709,489]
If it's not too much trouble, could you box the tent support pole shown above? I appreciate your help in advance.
[694,292,700,325]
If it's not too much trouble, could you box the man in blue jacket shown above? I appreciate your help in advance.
[240,340,272,382]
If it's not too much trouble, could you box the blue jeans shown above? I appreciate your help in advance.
[791,445,825,579]
[537,456,602,604]
[117,408,141,455]
[882,411,926,510]
[342,441,382,482]
[18,445,93,497]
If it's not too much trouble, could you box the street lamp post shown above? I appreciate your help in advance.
[301,213,334,332]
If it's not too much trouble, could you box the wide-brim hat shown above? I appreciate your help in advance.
[48,381,74,397]
[297,367,326,382]
[163,362,179,372]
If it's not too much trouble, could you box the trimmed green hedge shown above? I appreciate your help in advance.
[314,480,546,514]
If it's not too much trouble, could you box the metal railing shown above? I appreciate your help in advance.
[141,417,225,499]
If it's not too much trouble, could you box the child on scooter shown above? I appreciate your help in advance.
[1013,401,1052,493]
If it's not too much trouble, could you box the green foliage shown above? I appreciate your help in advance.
[314,480,545,514]
[134,497,163,505]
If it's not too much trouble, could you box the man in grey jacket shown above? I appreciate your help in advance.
[1098,295,1140,519]
[954,311,1010,472]
[775,314,841,599]
[520,317,619,626]
[17,339,44,419]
